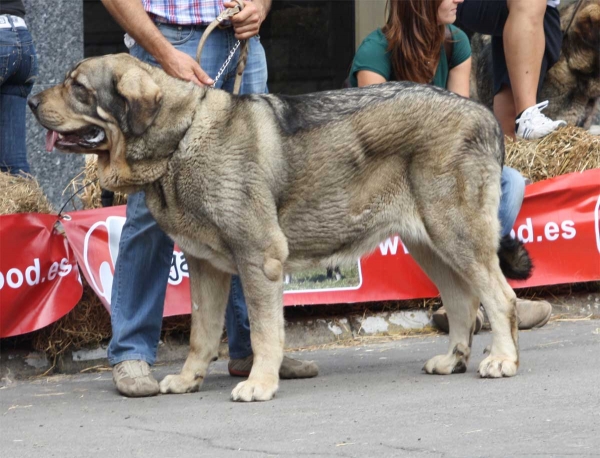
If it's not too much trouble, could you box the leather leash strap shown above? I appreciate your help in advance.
[195,0,249,95]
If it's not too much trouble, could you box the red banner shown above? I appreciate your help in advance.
[59,206,193,317]
[1,169,599,337]
[0,213,82,337]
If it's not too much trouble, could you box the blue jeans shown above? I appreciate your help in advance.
[107,25,267,365]
[0,17,38,175]
[499,166,525,236]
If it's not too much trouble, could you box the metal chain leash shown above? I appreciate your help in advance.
[211,39,241,88]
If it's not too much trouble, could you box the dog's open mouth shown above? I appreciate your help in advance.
[45,125,106,152]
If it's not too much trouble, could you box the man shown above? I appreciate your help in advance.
[101,0,318,397]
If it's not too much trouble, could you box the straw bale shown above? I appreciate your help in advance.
[505,126,600,182]
[31,278,112,362]
[0,171,54,215]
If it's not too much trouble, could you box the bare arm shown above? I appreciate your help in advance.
[446,57,471,98]
[101,0,213,86]
[225,0,272,40]
[356,70,387,87]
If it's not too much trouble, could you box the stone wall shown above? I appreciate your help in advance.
[24,0,85,210]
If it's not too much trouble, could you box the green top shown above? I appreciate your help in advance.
[349,25,471,89]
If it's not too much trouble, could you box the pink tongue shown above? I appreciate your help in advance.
[45,130,58,152]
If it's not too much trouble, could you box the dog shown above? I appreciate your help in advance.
[470,0,600,129]
[29,54,532,402]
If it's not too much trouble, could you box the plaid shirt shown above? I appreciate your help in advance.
[142,0,223,25]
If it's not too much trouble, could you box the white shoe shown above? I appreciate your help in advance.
[515,101,566,140]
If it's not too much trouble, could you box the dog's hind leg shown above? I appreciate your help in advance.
[407,243,480,374]
[419,229,519,377]
[159,256,231,394]
[408,155,519,377]
[230,232,288,402]
[472,265,519,378]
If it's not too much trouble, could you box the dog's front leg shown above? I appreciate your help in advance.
[159,256,231,394]
[231,241,287,402]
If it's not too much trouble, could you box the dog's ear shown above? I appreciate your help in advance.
[116,67,163,136]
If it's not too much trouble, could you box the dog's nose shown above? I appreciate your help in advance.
[28,95,41,112]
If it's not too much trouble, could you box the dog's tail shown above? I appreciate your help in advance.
[498,235,533,280]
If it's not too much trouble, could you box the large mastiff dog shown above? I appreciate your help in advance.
[29,54,532,402]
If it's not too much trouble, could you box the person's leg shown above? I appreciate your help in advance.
[225,276,253,361]
[107,192,173,365]
[498,167,553,328]
[456,1,516,137]
[458,1,565,139]
[493,86,518,139]
[513,5,565,139]
[0,93,30,174]
[108,192,174,396]
[504,0,547,116]
[499,166,525,237]
[0,27,37,175]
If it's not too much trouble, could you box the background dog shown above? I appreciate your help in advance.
[29,54,532,402]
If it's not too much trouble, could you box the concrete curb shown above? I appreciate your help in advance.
[1,291,598,382]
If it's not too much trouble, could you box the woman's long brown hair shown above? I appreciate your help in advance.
[382,0,445,84]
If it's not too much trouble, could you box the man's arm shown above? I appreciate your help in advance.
[226,0,272,40]
[101,0,213,86]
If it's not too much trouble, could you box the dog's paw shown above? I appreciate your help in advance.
[478,356,518,378]
[423,344,470,375]
[231,379,278,402]
[159,373,203,394]
[423,353,468,375]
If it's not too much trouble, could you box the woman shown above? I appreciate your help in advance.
[350,0,471,97]
[349,0,552,331]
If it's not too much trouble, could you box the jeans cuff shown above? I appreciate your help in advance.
[228,349,253,360]
[108,353,156,367]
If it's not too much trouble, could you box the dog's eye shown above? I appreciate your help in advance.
[72,80,86,91]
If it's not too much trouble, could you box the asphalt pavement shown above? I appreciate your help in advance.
[1,320,599,458]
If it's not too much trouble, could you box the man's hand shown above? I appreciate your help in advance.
[102,0,214,87]
[157,48,214,87]
[225,1,265,40]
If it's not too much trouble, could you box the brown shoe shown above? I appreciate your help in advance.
[432,307,484,334]
[112,360,159,397]
[517,299,552,329]
[228,355,319,379]
[279,356,319,379]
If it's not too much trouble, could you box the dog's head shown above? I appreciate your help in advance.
[562,0,600,75]
[29,54,196,192]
